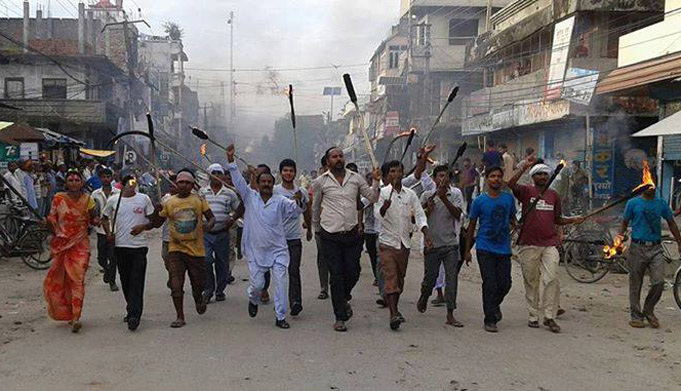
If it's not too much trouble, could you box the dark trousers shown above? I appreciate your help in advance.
[315,233,330,292]
[422,246,461,310]
[115,247,148,320]
[97,234,116,284]
[363,233,379,280]
[287,239,303,306]
[321,229,362,321]
[477,250,512,325]
[264,271,271,290]
[203,231,230,297]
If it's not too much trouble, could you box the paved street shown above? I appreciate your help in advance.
[1,231,680,391]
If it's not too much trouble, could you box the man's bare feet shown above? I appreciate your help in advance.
[446,313,464,327]
[170,319,186,328]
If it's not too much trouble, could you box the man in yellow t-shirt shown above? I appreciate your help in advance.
[149,169,215,328]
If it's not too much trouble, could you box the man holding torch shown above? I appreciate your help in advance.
[619,182,681,329]
[508,157,585,333]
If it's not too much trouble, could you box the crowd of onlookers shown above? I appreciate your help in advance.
[0,158,130,217]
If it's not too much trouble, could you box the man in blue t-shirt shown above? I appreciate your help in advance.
[464,165,516,333]
[619,186,681,329]
[481,140,503,171]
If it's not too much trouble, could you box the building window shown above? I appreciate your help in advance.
[42,78,67,99]
[4,78,25,99]
[416,23,430,46]
[388,45,401,69]
[449,19,479,45]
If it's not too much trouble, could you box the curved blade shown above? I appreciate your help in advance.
[106,131,153,148]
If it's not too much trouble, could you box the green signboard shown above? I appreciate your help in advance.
[0,142,20,169]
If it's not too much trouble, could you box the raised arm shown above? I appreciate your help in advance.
[226,144,252,200]
[359,169,382,203]
[507,153,537,190]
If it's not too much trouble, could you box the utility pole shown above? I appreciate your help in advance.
[486,0,492,31]
[101,19,150,161]
[227,11,235,124]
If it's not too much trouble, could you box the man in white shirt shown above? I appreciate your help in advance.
[312,147,381,332]
[376,160,432,331]
[199,163,241,303]
[3,161,23,201]
[91,166,120,292]
[102,170,155,331]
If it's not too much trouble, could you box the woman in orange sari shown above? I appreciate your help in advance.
[43,168,98,333]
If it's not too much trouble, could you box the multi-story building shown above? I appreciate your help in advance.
[0,1,139,148]
[597,0,681,201]
[461,0,665,199]
[368,0,506,164]
[138,34,191,164]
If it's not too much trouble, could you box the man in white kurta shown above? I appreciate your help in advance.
[226,146,304,329]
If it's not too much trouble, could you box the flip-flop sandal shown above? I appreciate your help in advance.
[170,320,186,328]
[317,292,329,300]
[334,323,347,332]
[196,292,208,315]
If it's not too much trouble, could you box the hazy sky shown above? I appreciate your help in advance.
[133,0,401,122]
[4,1,400,136]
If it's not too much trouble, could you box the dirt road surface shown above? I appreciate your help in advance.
[1,232,680,390]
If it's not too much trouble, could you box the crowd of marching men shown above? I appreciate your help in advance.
[33,141,681,334]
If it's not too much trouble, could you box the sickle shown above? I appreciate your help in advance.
[106,131,155,148]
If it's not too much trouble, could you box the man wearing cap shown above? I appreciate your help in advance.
[226,145,304,329]
[508,156,585,333]
[146,168,215,328]
[199,163,241,303]
[102,169,155,331]
[91,166,120,292]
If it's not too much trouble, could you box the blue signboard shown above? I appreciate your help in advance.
[592,127,614,199]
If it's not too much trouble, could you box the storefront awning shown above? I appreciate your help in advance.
[632,110,681,138]
[79,148,116,158]
[36,127,84,146]
[596,52,681,95]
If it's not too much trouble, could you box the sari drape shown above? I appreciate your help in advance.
[43,193,94,321]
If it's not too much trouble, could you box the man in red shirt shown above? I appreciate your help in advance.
[508,156,584,333]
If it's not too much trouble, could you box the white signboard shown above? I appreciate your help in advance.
[545,16,575,100]
[20,142,39,161]
[562,68,599,106]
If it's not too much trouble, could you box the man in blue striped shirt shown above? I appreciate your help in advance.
[200,163,241,302]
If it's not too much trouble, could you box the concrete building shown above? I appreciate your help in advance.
[0,2,131,148]
[461,0,666,201]
[368,0,507,165]
[597,0,681,203]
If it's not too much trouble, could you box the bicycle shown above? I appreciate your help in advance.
[0,201,52,270]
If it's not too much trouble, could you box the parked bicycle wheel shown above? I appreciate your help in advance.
[563,225,613,283]
[20,228,52,270]
[674,267,681,311]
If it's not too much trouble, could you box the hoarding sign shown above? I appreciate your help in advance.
[562,68,599,106]
[545,16,575,100]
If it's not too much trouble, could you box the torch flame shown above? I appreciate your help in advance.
[603,235,626,260]
[128,179,137,188]
[559,159,567,167]
[200,143,207,157]
[633,160,655,192]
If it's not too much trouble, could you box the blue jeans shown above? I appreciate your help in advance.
[203,231,231,297]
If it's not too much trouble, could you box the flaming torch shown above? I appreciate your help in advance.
[581,160,655,222]
[199,143,212,163]
[603,234,626,260]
